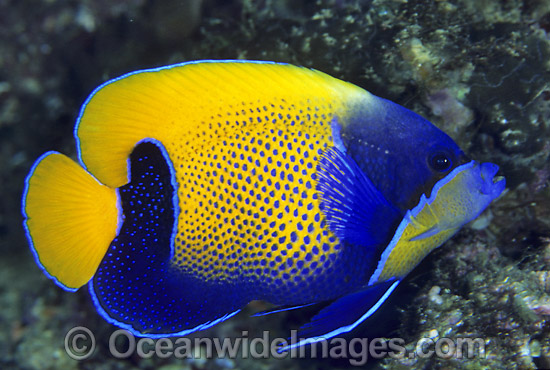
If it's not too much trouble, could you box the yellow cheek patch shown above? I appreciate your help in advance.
[372,223,459,284]
[369,161,481,284]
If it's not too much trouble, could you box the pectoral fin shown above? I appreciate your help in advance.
[316,146,400,248]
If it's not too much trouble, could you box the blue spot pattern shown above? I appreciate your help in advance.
[90,142,244,336]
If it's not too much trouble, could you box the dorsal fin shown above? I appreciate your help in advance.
[76,61,368,188]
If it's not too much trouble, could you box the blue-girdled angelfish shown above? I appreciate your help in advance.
[22,60,505,350]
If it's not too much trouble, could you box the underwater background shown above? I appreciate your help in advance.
[0,0,549,369]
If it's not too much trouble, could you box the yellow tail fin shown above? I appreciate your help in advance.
[22,152,119,290]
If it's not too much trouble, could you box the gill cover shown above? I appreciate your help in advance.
[370,160,506,284]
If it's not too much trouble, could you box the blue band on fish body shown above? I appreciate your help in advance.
[90,141,250,336]
[128,138,180,260]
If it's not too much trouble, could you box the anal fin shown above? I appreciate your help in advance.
[251,302,317,317]
[279,280,401,352]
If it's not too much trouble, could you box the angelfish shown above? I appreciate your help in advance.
[22,60,505,350]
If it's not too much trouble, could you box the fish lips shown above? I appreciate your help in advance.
[478,162,506,198]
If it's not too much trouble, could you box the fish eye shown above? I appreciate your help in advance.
[429,152,452,172]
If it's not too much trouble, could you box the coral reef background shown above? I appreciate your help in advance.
[0,0,549,369]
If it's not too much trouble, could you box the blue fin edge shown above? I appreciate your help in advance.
[21,151,78,292]
[251,302,317,317]
[277,280,401,352]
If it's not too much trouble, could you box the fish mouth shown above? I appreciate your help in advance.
[479,162,506,197]
[493,175,505,184]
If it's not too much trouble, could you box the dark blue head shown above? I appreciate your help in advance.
[339,96,468,212]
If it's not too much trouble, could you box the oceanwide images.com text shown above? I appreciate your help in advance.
[65,326,486,366]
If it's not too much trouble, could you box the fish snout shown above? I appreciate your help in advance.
[478,162,506,198]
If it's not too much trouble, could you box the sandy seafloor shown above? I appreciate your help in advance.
[1,0,549,369]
